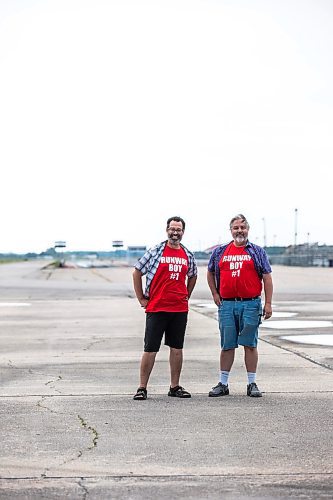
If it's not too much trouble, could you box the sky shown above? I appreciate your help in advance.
[1,0,332,253]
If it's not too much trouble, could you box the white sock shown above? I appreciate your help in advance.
[219,371,230,386]
[247,372,256,384]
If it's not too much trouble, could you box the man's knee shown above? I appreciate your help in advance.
[170,347,183,356]
[142,351,157,362]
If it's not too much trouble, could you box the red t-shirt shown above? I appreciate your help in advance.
[219,242,262,298]
[146,245,189,312]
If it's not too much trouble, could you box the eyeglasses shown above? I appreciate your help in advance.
[167,227,183,233]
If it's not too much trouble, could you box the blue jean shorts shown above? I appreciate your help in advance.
[218,298,262,350]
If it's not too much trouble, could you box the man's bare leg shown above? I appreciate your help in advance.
[169,347,183,388]
[244,346,262,396]
[244,346,258,373]
[139,351,157,388]
[220,348,235,371]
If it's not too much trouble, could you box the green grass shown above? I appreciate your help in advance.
[0,258,28,264]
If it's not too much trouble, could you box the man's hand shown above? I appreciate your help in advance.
[213,292,221,307]
[207,271,221,307]
[262,273,273,320]
[133,269,148,309]
[139,298,148,309]
[263,302,272,320]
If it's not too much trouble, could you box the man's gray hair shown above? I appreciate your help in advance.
[229,214,249,229]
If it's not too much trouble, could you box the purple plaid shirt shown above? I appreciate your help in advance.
[208,241,272,293]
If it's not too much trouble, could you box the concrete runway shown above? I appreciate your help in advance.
[0,261,332,498]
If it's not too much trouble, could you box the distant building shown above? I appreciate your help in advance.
[203,243,333,267]
[127,246,147,258]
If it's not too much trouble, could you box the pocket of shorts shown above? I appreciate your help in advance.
[243,305,261,325]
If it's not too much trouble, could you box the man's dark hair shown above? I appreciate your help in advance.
[166,216,186,231]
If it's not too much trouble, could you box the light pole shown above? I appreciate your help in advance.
[294,208,298,247]
[262,217,267,248]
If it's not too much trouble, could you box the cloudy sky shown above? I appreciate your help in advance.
[1,0,332,253]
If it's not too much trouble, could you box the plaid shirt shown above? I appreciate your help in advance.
[208,240,272,293]
[135,240,197,298]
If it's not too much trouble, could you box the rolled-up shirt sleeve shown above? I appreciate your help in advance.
[261,249,272,274]
[207,251,216,272]
[188,255,197,278]
[134,249,152,275]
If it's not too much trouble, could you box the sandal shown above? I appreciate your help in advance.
[168,385,191,398]
[133,387,147,400]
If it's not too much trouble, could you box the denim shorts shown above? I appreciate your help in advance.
[218,298,262,350]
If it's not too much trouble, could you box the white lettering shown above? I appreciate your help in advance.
[223,254,251,262]
[162,256,187,265]
[169,264,183,272]
[229,262,243,270]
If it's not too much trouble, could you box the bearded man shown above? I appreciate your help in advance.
[207,214,273,398]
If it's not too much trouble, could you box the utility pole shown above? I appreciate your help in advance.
[262,217,267,248]
[294,208,298,247]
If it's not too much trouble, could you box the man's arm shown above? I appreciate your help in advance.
[187,275,197,299]
[207,270,221,306]
[262,273,273,319]
[133,269,148,308]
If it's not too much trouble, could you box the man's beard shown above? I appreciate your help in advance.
[235,234,246,244]
[168,234,181,245]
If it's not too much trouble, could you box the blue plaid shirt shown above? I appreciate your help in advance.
[135,240,197,298]
[208,241,272,293]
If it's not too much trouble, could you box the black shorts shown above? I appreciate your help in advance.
[144,312,188,352]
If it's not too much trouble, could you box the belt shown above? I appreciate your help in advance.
[221,296,260,301]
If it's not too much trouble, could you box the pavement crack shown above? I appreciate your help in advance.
[261,337,333,371]
[44,375,63,394]
[36,409,98,475]
[78,415,99,450]
[78,478,89,499]
[37,396,52,412]
[83,338,107,351]
[90,268,113,282]
[37,395,65,414]
[192,306,333,372]
[8,359,18,369]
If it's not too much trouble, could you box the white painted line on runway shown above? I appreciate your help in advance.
[262,320,332,329]
[281,334,333,346]
[271,312,298,318]
[0,303,31,307]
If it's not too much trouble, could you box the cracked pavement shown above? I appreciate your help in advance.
[0,261,332,498]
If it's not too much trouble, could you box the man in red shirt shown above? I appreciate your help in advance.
[132,216,197,400]
[207,214,273,397]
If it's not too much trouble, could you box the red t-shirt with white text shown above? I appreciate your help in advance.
[219,242,262,298]
[146,245,189,312]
